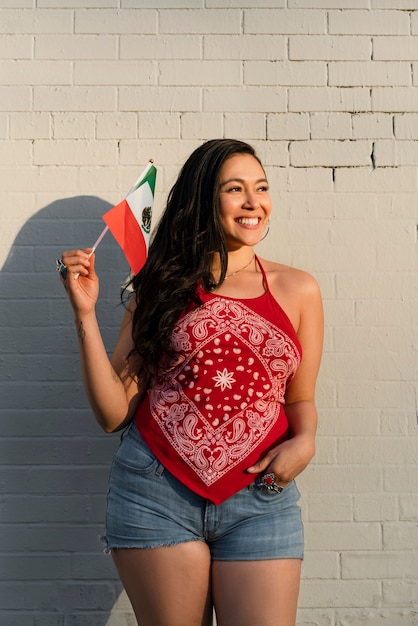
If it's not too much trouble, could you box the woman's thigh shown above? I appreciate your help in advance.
[112,541,213,626]
[212,558,301,626]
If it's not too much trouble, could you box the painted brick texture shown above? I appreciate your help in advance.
[0,3,417,626]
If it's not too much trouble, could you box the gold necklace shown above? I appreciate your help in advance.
[225,254,255,280]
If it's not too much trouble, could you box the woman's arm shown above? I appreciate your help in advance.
[247,271,324,482]
[60,249,142,432]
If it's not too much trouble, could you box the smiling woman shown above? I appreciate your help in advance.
[58,139,323,626]
[217,152,272,252]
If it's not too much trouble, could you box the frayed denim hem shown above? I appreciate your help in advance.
[101,534,204,555]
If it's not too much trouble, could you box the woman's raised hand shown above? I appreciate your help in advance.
[58,248,99,317]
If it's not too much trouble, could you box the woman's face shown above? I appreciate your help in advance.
[218,153,272,250]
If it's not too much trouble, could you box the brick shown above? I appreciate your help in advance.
[71,553,118,579]
[0,60,71,85]
[290,140,371,167]
[208,0,283,6]
[399,494,418,521]
[298,466,381,495]
[302,551,340,578]
[289,87,371,112]
[289,35,371,61]
[52,113,95,139]
[385,459,418,502]
[383,580,418,607]
[40,0,116,5]
[305,521,382,551]
[306,494,353,522]
[125,0,201,5]
[245,61,326,86]
[204,34,286,60]
[355,298,416,327]
[118,138,193,167]
[243,8,325,34]
[0,495,91,523]
[0,140,31,165]
[335,611,418,626]
[329,10,409,35]
[0,435,116,464]
[159,61,241,86]
[291,0,368,5]
[35,34,118,59]
[267,113,309,140]
[75,60,156,85]
[0,86,31,111]
[95,112,137,139]
[56,582,119,611]
[286,167,334,191]
[310,113,352,139]
[10,112,51,139]
[374,36,418,61]
[0,614,34,626]
[337,381,414,410]
[329,61,411,87]
[120,34,201,60]
[353,494,399,522]
[0,34,32,59]
[375,139,418,166]
[394,113,418,139]
[383,523,418,550]
[373,86,418,113]
[334,166,418,192]
[0,10,73,34]
[159,9,241,35]
[204,87,287,112]
[209,111,256,140]
[317,409,381,437]
[342,551,417,579]
[0,467,109,495]
[299,580,381,609]
[75,9,156,34]
[295,610,334,626]
[34,86,117,111]
[181,112,223,140]
[0,555,71,581]
[338,437,417,465]
[33,140,117,166]
[119,86,200,112]
[352,113,393,139]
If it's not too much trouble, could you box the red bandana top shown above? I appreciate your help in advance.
[135,259,302,505]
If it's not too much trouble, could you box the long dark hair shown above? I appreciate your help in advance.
[129,138,261,385]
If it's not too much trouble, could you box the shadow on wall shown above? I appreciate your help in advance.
[0,197,133,624]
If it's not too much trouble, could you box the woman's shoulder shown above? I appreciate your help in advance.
[259,257,320,297]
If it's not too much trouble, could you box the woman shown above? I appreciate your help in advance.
[58,139,323,626]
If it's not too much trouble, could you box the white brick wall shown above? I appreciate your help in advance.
[0,3,416,626]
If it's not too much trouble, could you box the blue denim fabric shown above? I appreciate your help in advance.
[103,422,304,560]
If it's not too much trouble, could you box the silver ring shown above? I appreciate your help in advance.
[56,258,67,280]
[257,472,283,494]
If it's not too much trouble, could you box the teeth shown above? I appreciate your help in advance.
[238,218,259,225]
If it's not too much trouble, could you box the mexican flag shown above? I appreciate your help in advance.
[102,162,157,275]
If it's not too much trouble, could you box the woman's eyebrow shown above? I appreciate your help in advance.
[220,177,268,186]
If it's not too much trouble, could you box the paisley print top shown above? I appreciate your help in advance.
[135,258,302,504]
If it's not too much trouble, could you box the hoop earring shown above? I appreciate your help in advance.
[259,220,270,242]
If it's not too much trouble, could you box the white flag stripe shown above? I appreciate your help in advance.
[126,182,154,237]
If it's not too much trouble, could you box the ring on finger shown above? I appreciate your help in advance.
[256,472,284,494]
[56,258,67,280]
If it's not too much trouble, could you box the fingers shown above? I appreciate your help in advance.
[58,249,94,282]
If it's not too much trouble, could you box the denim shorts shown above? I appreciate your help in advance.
[103,422,304,561]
